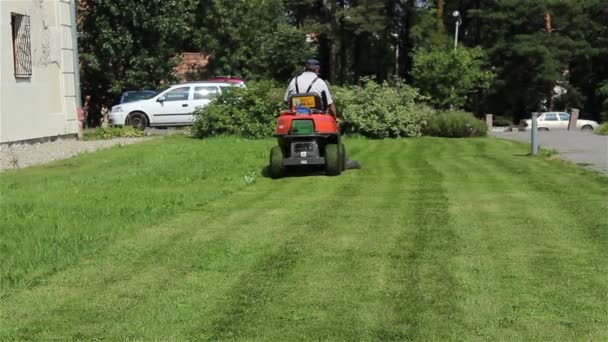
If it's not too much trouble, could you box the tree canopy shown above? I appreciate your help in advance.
[78,0,608,123]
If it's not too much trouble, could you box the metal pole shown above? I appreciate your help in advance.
[531,112,539,155]
[454,20,460,50]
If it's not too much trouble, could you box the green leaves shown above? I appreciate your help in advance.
[192,0,312,81]
[423,111,488,138]
[79,0,197,122]
[192,81,284,139]
[193,79,435,139]
[412,47,495,110]
[334,79,435,138]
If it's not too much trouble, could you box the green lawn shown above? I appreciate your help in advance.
[0,136,606,340]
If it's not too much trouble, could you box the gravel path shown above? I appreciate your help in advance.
[492,131,608,174]
[0,137,148,171]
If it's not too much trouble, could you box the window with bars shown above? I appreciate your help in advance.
[11,13,32,78]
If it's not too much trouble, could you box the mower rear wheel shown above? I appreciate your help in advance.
[325,144,342,176]
[269,146,285,179]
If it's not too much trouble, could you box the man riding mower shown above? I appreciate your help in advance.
[268,60,359,179]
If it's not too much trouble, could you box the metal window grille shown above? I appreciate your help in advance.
[11,14,32,78]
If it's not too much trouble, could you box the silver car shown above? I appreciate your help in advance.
[521,112,599,132]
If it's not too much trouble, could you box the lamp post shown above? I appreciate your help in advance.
[453,10,462,50]
[391,33,399,77]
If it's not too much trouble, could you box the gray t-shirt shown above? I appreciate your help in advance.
[284,71,334,105]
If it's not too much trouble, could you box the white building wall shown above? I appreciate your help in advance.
[0,0,79,144]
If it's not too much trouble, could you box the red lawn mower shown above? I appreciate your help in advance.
[268,93,346,178]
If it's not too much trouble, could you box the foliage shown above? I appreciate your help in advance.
[334,79,435,138]
[193,79,433,139]
[412,47,495,110]
[83,126,145,140]
[77,0,608,125]
[284,0,402,83]
[78,0,197,125]
[192,81,284,139]
[190,0,314,81]
[424,111,488,138]
[492,115,513,127]
[468,0,608,121]
[596,122,608,135]
[255,24,317,81]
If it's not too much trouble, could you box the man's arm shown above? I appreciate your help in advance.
[284,78,295,104]
[328,103,337,117]
[320,81,336,117]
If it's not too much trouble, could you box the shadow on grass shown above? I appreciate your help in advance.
[261,165,328,179]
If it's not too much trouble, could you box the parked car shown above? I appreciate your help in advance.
[520,112,599,132]
[109,82,238,129]
[119,90,157,104]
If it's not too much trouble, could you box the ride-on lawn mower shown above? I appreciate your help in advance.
[269,92,346,178]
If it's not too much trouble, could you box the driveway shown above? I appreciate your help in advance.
[492,131,608,174]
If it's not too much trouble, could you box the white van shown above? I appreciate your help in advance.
[109,82,243,129]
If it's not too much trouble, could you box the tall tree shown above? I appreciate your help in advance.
[188,0,313,81]
[467,0,600,120]
[79,0,197,124]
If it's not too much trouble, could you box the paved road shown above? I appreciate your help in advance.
[492,131,608,174]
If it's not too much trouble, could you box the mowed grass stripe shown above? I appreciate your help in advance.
[440,138,608,339]
[196,139,380,340]
[485,138,608,252]
[378,138,462,340]
[200,140,412,340]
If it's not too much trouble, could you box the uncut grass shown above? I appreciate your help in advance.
[1,137,607,340]
[0,139,377,340]
[0,135,272,294]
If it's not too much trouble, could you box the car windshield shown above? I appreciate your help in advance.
[122,91,156,103]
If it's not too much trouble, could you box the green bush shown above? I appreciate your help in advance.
[411,47,495,110]
[84,126,144,140]
[193,78,438,139]
[596,122,608,135]
[424,111,488,138]
[334,79,435,138]
[192,80,284,139]
[493,115,513,127]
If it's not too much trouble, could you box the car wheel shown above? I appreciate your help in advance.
[126,112,148,130]
[581,125,594,132]
[538,127,549,132]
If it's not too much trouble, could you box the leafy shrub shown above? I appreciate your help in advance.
[424,111,487,138]
[334,79,435,138]
[596,122,608,135]
[84,126,144,140]
[412,47,495,110]
[492,115,513,127]
[193,78,439,139]
[192,80,284,139]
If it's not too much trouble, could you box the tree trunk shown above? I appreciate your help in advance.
[329,40,337,84]
[437,0,445,32]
